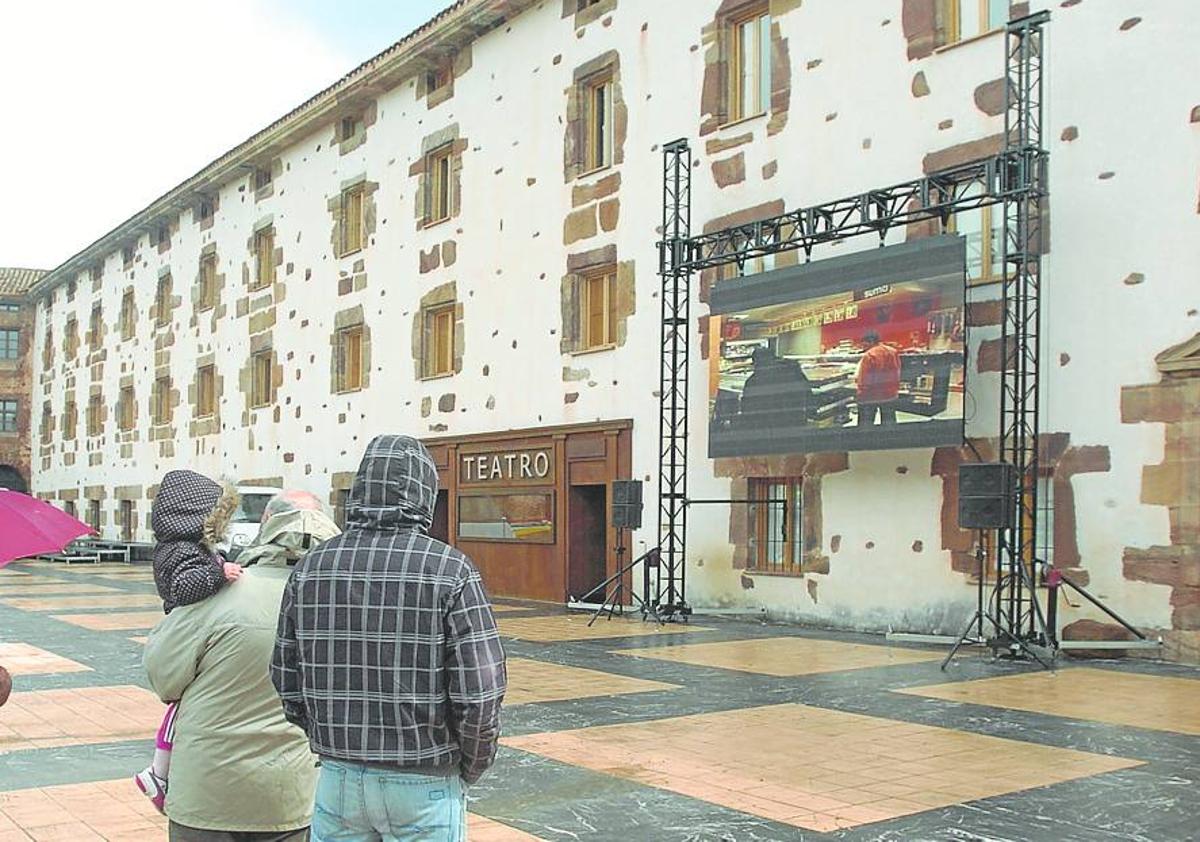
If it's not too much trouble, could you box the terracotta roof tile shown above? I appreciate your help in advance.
[0,268,47,296]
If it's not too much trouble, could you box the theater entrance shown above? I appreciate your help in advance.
[422,420,633,602]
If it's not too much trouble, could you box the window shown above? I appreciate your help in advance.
[426,146,453,225]
[156,224,170,249]
[582,268,616,350]
[87,394,102,436]
[198,254,218,310]
[198,197,214,225]
[152,376,171,425]
[0,329,18,359]
[66,279,77,300]
[427,64,452,95]
[122,245,135,266]
[0,302,19,314]
[584,76,614,172]
[340,186,365,256]
[336,326,365,392]
[254,166,272,190]
[87,499,101,531]
[40,402,51,443]
[254,228,275,289]
[729,6,770,123]
[196,365,217,417]
[66,316,80,357]
[90,265,103,287]
[63,400,76,439]
[0,400,16,433]
[155,274,172,327]
[940,0,1008,45]
[88,304,102,350]
[250,351,273,408]
[458,492,555,543]
[116,292,133,339]
[120,500,134,541]
[340,115,360,141]
[423,305,455,378]
[949,184,1004,284]
[42,328,52,367]
[64,500,76,519]
[118,386,135,431]
[749,478,805,574]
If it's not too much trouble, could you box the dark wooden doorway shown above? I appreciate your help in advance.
[429,490,449,544]
[568,484,608,601]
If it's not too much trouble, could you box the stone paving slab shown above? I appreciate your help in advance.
[498,614,712,642]
[898,667,1200,736]
[51,613,163,632]
[616,636,944,676]
[506,657,677,706]
[1,595,163,613]
[0,686,161,755]
[0,644,91,677]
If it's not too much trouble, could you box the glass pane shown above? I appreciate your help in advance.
[790,482,803,565]
[758,14,771,113]
[593,84,609,166]
[739,20,755,116]
[459,493,554,543]
[960,0,982,37]
[987,0,1008,30]
[988,209,1004,278]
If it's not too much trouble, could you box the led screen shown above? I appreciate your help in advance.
[707,235,967,458]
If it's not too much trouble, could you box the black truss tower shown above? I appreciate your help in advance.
[655,13,1050,639]
[655,138,693,619]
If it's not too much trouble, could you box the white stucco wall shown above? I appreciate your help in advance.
[30,0,1200,639]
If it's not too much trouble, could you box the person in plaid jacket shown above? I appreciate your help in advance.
[271,434,507,841]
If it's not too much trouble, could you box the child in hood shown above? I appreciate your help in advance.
[136,469,242,812]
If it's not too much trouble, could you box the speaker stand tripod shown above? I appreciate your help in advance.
[941,530,1053,671]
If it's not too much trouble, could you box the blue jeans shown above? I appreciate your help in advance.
[312,760,466,842]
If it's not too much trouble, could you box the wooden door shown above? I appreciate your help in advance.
[568,484,608,601]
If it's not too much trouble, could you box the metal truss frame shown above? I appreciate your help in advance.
[653,13,1051,638]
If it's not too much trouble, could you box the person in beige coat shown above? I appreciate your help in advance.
[143,489,340,842]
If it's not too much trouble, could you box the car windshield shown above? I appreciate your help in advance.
[234,493,274,524]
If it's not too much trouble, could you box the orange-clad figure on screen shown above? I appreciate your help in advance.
[856,331,901,426]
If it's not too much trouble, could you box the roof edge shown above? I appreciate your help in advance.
[31,0,538,300]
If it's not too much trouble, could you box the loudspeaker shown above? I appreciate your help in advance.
[611,479,644,530]
[958,462,1014,530]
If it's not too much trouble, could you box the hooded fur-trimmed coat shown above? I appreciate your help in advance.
[151,470,238,613]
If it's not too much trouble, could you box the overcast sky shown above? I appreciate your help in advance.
[0,0,453,270]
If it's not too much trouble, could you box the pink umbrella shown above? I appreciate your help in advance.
[0,489,95,567]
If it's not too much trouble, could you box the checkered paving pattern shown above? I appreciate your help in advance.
[498,614,710,642]
[899,667,1200,736]
[616,636,945,676]
[1,594,162,613]
[0,686,162,755]
[0,584,119,596]
[0,644,90,676]
[0,779,164,842]
[51,612,163,632]
[505,703,1142,832]
[506,657,677,706]
[468,814,543,840]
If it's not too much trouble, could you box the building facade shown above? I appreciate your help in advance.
[0,268,43,494]
[27,0,1200,659]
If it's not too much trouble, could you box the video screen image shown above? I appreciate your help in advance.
[708,236,966,458]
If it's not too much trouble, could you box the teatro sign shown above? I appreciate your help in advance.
[460,448,554,484]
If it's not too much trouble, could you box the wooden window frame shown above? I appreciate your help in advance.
[340,185,365,257]
[152,376,171,426]
[254,166,273,191]
[427,64,452,96]
[336,325,365,393]
[340,115,360,142]
[156,224,170,249]
[86,306,101,351]
[425,146,453,226]
[947,193,1004,285]
[87,394,102,437]
[40,402,51,443]
[940,0,1008,46]
[253,228,275,290]
[748,477,805,575]
[581,267,617,352]
[63,399,76,440]
[250,351,274,409]
[155,274,172,327]
[423,304,455,379]
[64,500,76,519]
[196,365,217,418]
[583,74,614,174]
[119,500,134,542]
[198,197,214,225]
[198,254,218,311]
[118,386,135,431]
[0,399,17,433]
[87,499,101,531]
[727,4,771,125]
[120,291,136,339]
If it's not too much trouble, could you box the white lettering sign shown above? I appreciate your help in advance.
[462,449,552,483]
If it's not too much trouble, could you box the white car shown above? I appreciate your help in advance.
[215,486,283,561]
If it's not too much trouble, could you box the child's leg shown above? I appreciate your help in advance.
[151,702,178,780]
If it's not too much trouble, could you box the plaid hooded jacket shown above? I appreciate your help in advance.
[271,435,507,783]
